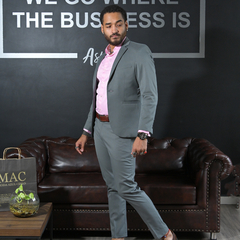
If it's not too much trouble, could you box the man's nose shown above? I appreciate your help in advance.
[112,25,118,33]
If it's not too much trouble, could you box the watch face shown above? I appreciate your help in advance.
[138,132,147,140]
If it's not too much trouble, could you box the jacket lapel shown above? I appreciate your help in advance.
[108,37,130,83]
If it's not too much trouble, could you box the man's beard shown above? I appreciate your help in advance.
[104,32,126,46]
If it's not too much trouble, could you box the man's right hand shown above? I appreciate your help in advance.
[75,134,88,155]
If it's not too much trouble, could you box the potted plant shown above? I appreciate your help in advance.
[9,184,40,217]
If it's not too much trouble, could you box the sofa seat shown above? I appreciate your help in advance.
[38,172,196,205]
[136,173,196,205]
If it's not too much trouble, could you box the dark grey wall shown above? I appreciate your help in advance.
[1,0,239,195]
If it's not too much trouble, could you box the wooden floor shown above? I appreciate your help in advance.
[215,204,240,240]
[1,205,239,240]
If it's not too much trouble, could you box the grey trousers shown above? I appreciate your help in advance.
[94,118,169,239]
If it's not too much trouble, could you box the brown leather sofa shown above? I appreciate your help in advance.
[6,136,232,239]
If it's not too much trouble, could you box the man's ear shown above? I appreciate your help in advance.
[101,25,104,34]
[125,21,129,31]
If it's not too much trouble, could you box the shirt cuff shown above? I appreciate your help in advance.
[83,128,92,137]
[138,130,151,137]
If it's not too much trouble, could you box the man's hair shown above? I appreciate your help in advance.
[100,5,127,24]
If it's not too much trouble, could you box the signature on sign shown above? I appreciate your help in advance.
[83,48,103,66]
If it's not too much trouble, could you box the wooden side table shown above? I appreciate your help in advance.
[0,202,53,240]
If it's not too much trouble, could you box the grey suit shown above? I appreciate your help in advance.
[83,37,168,239]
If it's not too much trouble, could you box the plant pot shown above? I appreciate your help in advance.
[9,190,40,218]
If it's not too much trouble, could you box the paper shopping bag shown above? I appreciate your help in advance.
[0,147,37,211]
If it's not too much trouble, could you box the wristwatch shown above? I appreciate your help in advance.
[137,132,148,140]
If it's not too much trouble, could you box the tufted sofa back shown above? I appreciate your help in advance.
[45,137,193,174]
[6,136,194,183]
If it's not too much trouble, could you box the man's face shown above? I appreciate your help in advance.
[101,12,128,47]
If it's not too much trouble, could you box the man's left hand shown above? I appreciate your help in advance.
[131,137,147,157]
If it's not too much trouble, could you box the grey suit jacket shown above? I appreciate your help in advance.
[83,37,158,138]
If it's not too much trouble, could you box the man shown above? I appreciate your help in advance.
[75,5,177,240]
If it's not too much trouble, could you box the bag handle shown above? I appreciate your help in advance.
[3,147,21,160]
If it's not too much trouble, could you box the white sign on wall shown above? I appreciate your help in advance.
[0,0,206,59]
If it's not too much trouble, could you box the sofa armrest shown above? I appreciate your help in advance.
[5,136,49,184]
[187,139,233,231]
[187,138,233,180]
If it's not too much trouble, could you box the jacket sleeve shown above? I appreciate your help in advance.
[82,60,101,137]
[135,45,158,134]
[83,101,94,136]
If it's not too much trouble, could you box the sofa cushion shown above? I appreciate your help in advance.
[46,141,101,173]
[38,173,196,205]
[136,173,196,204]
[47,138,189,174]
[38,173,107,204]
[135,138,191,173]
[136,148,186,173]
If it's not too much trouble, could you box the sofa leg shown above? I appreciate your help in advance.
[210,233,217,240]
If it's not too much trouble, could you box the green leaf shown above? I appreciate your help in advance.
[25,195,31,200]
[18,193,25,199]
[19,184,23,191]
[29,193,34,199]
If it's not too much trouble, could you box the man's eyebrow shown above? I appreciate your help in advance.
[105,19,123,26]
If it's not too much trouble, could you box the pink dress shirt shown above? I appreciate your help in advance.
[96,44,121,115]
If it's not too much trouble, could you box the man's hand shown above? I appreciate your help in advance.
[75,134,88,155]
[131,137,147,157]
